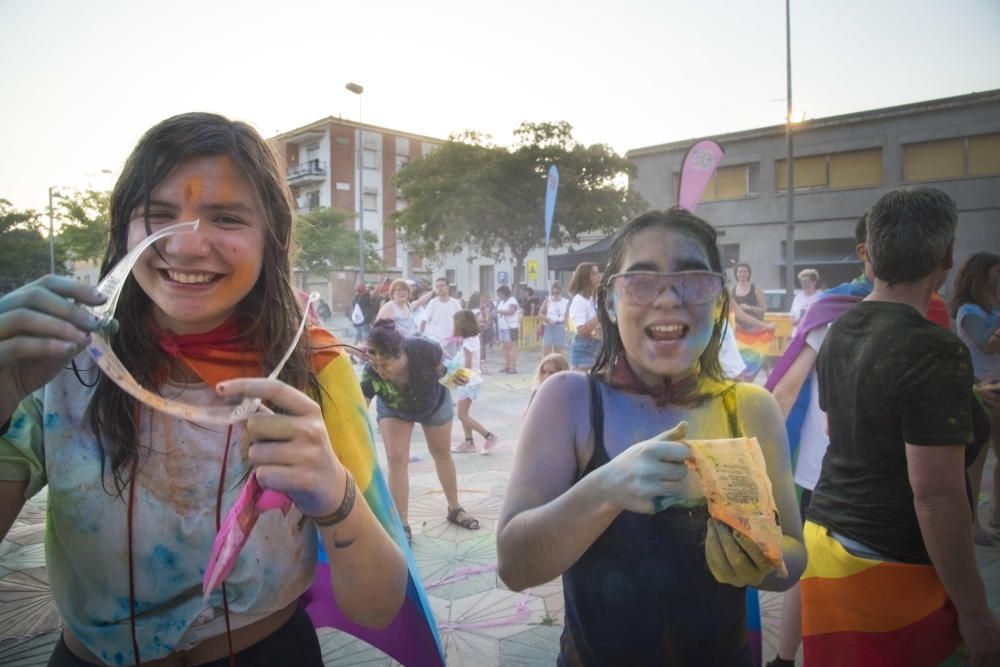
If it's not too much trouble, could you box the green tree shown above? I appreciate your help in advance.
[392,121,644,283]
[56,188,111,264]
[293,207,384,275]
[0,199,67,294]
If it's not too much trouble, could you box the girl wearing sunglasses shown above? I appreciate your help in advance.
[498,208,805,666]
[0,114,416,665]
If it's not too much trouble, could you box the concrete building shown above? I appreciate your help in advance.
[627,89,1000,299]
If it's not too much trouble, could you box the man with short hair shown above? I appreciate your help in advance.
[801,187,1000,666]
[421,277,463,344]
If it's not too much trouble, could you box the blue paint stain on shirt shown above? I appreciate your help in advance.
[44,413,61,429]
[114,651,124,665]
[150,544,178,570]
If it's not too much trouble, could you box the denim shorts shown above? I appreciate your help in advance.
[569,336,600,368]
[376,391,454,426]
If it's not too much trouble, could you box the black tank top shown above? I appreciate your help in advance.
[558,378,753,667]
[733,283,759,308]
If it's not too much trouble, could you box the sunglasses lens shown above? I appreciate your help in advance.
[614,273,722,305]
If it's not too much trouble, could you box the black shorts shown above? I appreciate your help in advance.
[48,605,324,667]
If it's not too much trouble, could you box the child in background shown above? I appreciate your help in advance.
[527,353,570,410]
[450,310,499,455]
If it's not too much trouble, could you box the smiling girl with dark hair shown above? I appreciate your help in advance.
[498,207,805,666]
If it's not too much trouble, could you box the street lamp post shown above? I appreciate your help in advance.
[784,0,796,303]
[345,82,365,285]
[48,186,57,274]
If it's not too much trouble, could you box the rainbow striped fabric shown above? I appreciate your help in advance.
[801,521,962,666]
[300,328,445,666]
[734,326,774,379]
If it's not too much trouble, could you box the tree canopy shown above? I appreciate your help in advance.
[293,207,384,275]
[392,121,644,281]
[56,188,111,264]
[0,199,65,294]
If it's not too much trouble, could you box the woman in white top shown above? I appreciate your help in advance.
[540,281,569,356]
[790,268,821,327]
[496,285,522,373]
[375,279,432,339]
[567,262,602,370]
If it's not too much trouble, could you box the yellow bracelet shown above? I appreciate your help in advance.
[311,470,356,527]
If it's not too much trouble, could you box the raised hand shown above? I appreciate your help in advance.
[0,276,106,418]
[598,421,698,514]
[215,377,345,518]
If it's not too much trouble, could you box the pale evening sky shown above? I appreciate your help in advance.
[1,0,998,214]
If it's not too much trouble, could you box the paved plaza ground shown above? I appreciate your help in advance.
[2,314,999,666]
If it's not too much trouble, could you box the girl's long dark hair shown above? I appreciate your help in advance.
[591,207,730,382]
[949,252,1000,319]
[89,112,319,496]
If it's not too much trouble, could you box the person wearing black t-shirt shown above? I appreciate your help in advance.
[361,320,480,543]
[801,188,1000,667]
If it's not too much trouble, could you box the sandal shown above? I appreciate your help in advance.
[447,506,480,531]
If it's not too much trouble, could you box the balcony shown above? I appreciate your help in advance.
[288,159,327,185]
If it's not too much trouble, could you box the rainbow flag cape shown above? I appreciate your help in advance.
[764,276,872,464]
[801,521,962,666]
[733,326,774,379]
[301,328,445,666]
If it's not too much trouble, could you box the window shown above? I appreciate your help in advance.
[969,134,1000,176]
[363,148,378,170]
[777,148,882,192]
[305,190,320,210]
[903,133,1000,182]
[445,269,456,286]
[395,155,409,172]
[363,191,378,211]
[675,163,759,203]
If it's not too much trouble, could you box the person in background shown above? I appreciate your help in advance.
[0,112,407,665]
[498,208,804,665]
[361,320,480,543]
[950,252,1000,546]
[567,262,602,371]
[730,262,773,332]
[801,188,1000,666]
[765,213,874,667]
[496,285,521,374]
[790,268,821,326]
[352,283,374,346]
[420,277,463,343]
[539,281,569,356]
[375,279,432,339]
[525,352,570,410]
[448,310,499,455]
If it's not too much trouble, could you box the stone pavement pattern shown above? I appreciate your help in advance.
[2,321,1000,665]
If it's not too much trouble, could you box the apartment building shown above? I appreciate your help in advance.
[269,117,443,307]
[627,89,1000,298]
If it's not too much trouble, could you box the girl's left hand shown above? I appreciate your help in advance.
[216,378,344,518]
[704,518,774,587]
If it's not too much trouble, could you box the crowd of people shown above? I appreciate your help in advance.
[0,110,998,666]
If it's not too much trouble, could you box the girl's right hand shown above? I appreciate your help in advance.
[598,422,696,514]
[0,276,106,416]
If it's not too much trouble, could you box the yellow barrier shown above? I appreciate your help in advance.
[519,315,542,348]
[763,313,794,357]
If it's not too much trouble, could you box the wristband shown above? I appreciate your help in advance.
[311,470,356,527]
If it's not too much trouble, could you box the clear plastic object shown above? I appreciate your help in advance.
[85,220,317,424]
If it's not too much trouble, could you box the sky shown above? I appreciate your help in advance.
[2,0,998,214]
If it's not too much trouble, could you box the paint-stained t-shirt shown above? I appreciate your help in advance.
[0,353,317,664]
[810,301,976,563]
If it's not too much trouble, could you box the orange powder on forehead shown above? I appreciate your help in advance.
[184,178,203,203]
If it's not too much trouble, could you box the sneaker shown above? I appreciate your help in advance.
[451,439,477,454]
[482,433,499,455]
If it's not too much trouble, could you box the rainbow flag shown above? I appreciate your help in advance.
[801,521,962,666]
[734,326,774,379]
[301,328,445,666]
